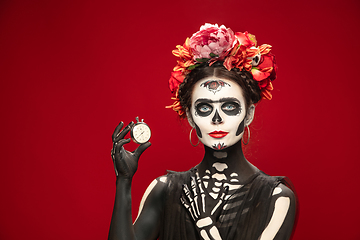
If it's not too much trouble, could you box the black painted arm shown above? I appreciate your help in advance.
[261,183,297,240]
[108,121,155,240]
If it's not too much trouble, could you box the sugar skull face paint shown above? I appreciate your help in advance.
[190,77,247,150]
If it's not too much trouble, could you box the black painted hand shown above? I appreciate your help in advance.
[181,173,228,233]
[110,121,151,179]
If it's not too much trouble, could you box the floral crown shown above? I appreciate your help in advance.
[167,23,277,118]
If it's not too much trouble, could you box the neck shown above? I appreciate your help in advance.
[197,140,258,183]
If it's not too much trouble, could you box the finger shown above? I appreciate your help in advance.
[112,121,124,141]
[114,138,131,153]
[134,142,151,159]
[113,122,134,142]
[191,176,198,196]
[194,172,207,213]
[217,184,228,200]
[190,177,201,216]
[186,181,200,218]
[195,174,205,194]
[182,184,197,218]
[183,184,192,202]
[180,195,195,221]
[180,194,190,207]
[211,200,222,215]
[211,186,229,216]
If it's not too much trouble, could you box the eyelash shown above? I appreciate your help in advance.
[221,102,240,112]
[198,104,212,112]
[222,104,235,110]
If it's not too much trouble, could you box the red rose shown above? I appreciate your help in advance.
[258,52,277,81]
[168,71,184,93]
[235,31,256,47]
[251,52,277,82]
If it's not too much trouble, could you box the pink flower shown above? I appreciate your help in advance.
[189,23,235,61]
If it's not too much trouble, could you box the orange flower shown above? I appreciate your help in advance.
[172,38,195,73]
[165,89,186,118]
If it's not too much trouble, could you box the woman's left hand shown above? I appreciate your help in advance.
[181,173,228,240]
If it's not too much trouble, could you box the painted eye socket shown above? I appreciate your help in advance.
[199,105,211,112]
[221,102,241,116]
[198,104,212,113]
[222,104,236,111]
[195,103,213,117]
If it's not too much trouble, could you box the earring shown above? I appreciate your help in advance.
[189,127,200,147]
[242,125,250,145]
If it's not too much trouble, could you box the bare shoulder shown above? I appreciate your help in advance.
[259,183,297,240]
[140,175,168,205]
[269,182,297,220]
[134,175,169,232]
[272,183,295,200]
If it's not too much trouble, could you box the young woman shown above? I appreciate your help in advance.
[108,24,297,240]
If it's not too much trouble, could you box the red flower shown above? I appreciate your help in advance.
[168,71,185,94]
[235,31,256,47]
[223,32,259,71]
[251,48,277,100]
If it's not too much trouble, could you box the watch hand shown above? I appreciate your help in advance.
[137,131,145,138]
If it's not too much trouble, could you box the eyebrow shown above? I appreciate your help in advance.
[194,97,240,105]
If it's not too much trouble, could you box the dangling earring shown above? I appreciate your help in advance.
[189,127,200,147]
[242,125,250,145]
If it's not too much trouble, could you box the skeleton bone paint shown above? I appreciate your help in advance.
[180,162,246,240]
[191,77,247,150]
[181,172,227,240]
[139,171,292,240]
[201,162,243,200]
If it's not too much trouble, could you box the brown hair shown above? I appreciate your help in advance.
[178,62,261,115]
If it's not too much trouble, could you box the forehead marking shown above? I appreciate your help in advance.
[200,80,231,94]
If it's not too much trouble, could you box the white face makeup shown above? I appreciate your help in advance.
[190,77,247,150]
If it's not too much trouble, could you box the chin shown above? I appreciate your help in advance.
[209,139,241,150]
[209,142,227,150]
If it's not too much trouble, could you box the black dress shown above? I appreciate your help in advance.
[159,169,290,240]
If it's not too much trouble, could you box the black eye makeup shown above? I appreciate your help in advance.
[194,97,242,117]
[195,103,213,117]
[221,101,241,116]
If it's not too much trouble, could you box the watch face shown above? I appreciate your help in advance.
[132,123,151,144]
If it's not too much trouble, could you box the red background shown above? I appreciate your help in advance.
[1,0,360,239]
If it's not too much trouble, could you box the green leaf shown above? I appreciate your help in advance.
[195,58,209,63]
[209,53,219,58]
[188,64,201,70]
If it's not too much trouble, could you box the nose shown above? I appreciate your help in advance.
[212,110,223,124]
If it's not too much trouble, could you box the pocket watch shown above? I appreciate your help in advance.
[130,117,151,144]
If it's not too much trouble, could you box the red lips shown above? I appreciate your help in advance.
[208,131,228,139]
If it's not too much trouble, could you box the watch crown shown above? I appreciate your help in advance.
[135,116,145,123]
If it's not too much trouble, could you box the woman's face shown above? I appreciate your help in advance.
[190,77,247,150]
